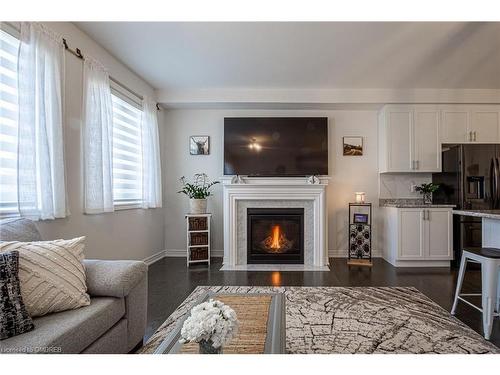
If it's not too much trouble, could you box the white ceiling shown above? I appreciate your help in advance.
[75,22,500,90]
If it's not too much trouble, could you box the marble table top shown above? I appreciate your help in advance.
[139,286,499,354]
[453,209,500,220]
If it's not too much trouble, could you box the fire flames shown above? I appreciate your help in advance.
[261,225,293,253]
[270,225,281,249]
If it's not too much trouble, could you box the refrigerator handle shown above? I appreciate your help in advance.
[490,157,497,208]
[496,158,500,209]
[491,157,500,209]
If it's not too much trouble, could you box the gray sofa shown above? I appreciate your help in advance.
[0,218,148,354]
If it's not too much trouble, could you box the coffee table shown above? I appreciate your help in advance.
[153,292,285,354]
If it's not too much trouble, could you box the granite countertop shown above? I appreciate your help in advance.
[452,209,500,220]
[379,199,456,209]
[381,203,456,208]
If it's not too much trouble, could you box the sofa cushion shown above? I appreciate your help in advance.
[0,237,91,317]
[0,251,34,340]
[82,319,128,354]
[0,296,125,353]
[0,218,42,242]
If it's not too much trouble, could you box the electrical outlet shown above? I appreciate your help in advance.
[410,184,417,193]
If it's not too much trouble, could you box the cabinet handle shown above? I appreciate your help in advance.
[423,210,430,221]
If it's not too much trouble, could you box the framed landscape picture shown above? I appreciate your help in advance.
[190,136,210,155]
[353,213,369,224]
[343,136,363,156]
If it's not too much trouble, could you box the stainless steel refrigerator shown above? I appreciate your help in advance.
[432,144,500,267]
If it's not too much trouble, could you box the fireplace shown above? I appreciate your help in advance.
[247,208,304,264]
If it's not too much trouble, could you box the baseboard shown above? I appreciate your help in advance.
[162,249,379,259]
[165,249,224,258]
[388,259,451,268]
[156,249,445,267]
[328,249,382,258]
[142,250,167,266]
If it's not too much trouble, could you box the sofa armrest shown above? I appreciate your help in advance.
[83,259,148,298]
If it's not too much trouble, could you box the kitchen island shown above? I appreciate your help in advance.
[453,210,500,248]
[452,209,500,340]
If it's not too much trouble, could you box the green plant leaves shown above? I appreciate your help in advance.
[415,183,440,194]
[178,174,220,199]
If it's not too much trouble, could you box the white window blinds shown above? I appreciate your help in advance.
[0,28,20,215]
[111,93,143,206]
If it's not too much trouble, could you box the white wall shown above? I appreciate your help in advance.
[34,22,165,261]
[163,109,382,257]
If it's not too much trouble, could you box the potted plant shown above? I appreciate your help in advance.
[178,173,219,214]
[179,299,239,354]
[415,183,440,205]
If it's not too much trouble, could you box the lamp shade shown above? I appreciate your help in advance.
[355,192,366,203]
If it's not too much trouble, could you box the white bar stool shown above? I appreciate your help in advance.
[451,248,500,340]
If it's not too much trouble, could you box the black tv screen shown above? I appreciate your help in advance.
[224,117,328,176]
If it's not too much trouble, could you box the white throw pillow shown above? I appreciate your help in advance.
[0,237,90,317]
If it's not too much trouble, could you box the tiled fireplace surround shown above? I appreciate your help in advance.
[221,176,330,271]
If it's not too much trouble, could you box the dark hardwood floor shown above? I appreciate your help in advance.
[145,257,499,348]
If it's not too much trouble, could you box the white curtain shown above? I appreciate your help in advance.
[17,22,68,220]
[141,98,162,208]
[82,57,114,214]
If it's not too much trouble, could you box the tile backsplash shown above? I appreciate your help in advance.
[379,173,432,199]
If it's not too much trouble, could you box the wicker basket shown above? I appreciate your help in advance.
[190,247,208,261]
[188,217,208,231]
[190,232,208,246]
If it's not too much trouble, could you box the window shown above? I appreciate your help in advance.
[111,91,143,207]
[0,28,20,215]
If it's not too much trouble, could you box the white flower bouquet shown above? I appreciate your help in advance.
[180,299,239,353]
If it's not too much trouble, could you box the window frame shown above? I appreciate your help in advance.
[0,23,20,218]
[110,80,144,210]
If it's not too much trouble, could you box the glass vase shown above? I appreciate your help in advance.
[199,339,222,354]
[423,192,432,205]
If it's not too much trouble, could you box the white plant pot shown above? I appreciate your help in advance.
[189,199,207,214]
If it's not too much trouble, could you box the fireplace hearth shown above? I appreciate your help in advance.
[247,208,304,264]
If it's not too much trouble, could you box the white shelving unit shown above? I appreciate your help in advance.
[185,213,211,266]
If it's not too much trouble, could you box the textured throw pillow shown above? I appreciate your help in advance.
[0,237,90,317]
[0,250,35,340]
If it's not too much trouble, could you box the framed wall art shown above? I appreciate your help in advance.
[343,136,363,156]
[190,136,210,155]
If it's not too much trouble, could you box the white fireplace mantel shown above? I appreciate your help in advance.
[221,176,330,270]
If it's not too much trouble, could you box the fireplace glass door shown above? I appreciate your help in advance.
[247,208,304,264]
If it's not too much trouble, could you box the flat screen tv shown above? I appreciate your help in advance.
[224,117,328,176]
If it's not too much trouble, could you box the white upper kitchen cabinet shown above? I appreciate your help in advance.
[379,105,440,173]
[470,108,500,142]
[414,108,441,172]
[379,106,413,172]
[441,105,500,143]
[441,108,470,143]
